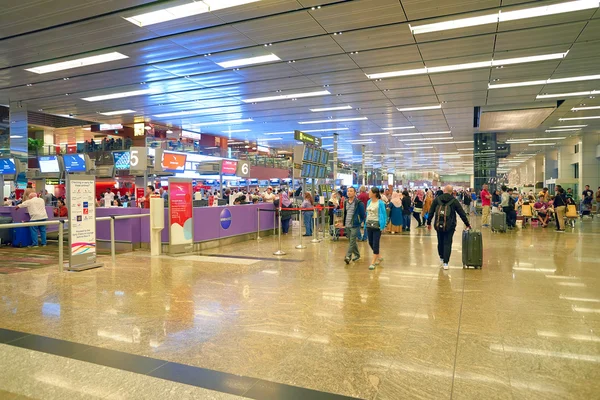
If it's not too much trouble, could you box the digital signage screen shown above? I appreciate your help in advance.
[0,158,16,175]
[249,179,259,185]
[318,166,325,179]
[221,160,238,175]
[62,154,87,172]
[112,151,130,170]
[303,147,313,162]
[270,178,280,185]
[162,152,187,173]
[301,163,310,178]
[320,151,329,165]
[312,148,320,163]
[38,156,60,173]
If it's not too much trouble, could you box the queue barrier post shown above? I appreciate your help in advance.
[295,209,306,249]
[58,220,64,272]
[311,208,320,243]
[110,216,116,264]
[256,208,262,241]
[273,208,286,256]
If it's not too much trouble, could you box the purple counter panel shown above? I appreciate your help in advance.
[0,206,60,232]
[96,207,144,243]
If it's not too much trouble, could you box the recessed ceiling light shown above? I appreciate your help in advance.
[409,0,600,34]
[243,90,330,103]
[348,139,376,143]
[366,51,568,80]
[559,115,600,121]
[489,74,600,89]
[571,105,600,111]
[309,105,353,112]
[298,117,368,124]
[82,88,158,102]
[193,118,253,126]
[549,125,587,128]
[537,90,600,99]
[359,132,389,136]
[397,104,442,112]
[528,143,557,146]
[382,126,416,130]
[545,128,582,132]
[222,129,250,133]
[406,140,471,146]
[99,109,136,116]
[391,131,452,137]
[124,0,259,27]
[25,52,129,74]
[264,131,294,135]
[399,137,454,142]
[216,54,280,68]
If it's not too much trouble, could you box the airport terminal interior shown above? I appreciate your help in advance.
[1,0,600,399]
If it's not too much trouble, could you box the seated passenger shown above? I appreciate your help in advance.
[534,197,549,228]
[54,199,68,217]
[113,198,122,207]
[3,197,12,206]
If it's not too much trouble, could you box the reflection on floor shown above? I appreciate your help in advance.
[0,217,599,399]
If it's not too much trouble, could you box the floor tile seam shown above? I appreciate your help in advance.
[449,274,466,400]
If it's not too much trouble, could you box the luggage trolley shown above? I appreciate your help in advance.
[580,199,594,220]
[331,209,344,241]
[566,203,578,228]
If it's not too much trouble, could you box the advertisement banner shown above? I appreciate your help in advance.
[168,178,194,254]
[221,160,238,175]
[67,175,101,271]
[162,151,187,172]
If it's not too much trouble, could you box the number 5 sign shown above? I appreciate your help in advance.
[129,147,147,171]
[236,161,251,177]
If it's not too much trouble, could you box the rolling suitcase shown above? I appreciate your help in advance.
[12,227,32,247]
[491,211,507,232]
[462,229,483,269]
[0,216,13,246]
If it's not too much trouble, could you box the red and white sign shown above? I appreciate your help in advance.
[221,160,238,175]
[169,180,193,246]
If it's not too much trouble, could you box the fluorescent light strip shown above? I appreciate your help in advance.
[154,108,224,118]
[537,90,599,99]
[25,52,128,74]
[545,128,581,132]
[217,54,280,68]
[395,146,433,150]
[489,74,600,89]
[243,90,330,103]
[124,0,260,27]
[347,140,375,143]
[82,88,157,102]
[257,138,282,141]
[400,137,454,142]
[194,118,253,126]
[302,128,349,133]
[382,126,415,130]
[310,105,353,112]
[559,115,600,121]
[529,143,556,146]
[571,105,600,111]
[409,0,600,34]
[222,129,250,133]
[391,131,452,137]
[264,131,294,135]
[549,125,587,128]
[458,148,474,151]
[397,104,441,112]
[406,140,471,146]
[298,117,368,124]
[366,52,568,80]
[99,109,136,116]
[359,132,389,136]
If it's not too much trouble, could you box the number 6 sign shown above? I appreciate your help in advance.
[236,161,251,177]
[129,147,147,171]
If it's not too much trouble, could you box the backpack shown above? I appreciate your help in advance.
[506,196,516,210]
[434,201,456,232]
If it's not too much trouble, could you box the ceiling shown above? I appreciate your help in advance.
[1,0,599,173]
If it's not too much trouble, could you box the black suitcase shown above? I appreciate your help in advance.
[0,216,12,245]
[491,211,507,232]
[462,229,483,269]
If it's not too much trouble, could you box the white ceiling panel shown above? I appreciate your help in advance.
[168,25,258,54]
[211,0,301,23]
[232,11,327,43]
[351,46,423,69]
[309,0,406,32]
[400,0,500,20]
[494,22,587,51]
[418,35,495,61]
[332,25,415,52]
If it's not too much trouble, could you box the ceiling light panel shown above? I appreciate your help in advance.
[545,128,581,132]
[194,118,253,126]
[310,105,353,112]
[397,105,442,112]
[359,132,389,136]
[243,90,330,103]
[216,54,280,68]
[82,88,158,102]
[559,115,600,120]
[382,126,416,130]
[298,117,368,124]
[222,129,250,133]
[302,128,349,133]
[409,0,600,34]
[99,109,136,116]
[489,74,600,89]
[571,105,600,111]
[25,52,128,74]
[537,90,599,99]
[549,125,587,128]
[399,137,454,142]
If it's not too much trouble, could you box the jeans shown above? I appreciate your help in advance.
[482,205,491,225]
[470,203,477,215]
[367,227,381,255]
[436,229,454,263]
[412,212,422,226]
[281,218,291,234]
[345,226,360,259]
[303,212,313,235]
[30,219,47,246]
[402,214,411,230]
[506,209,517,228]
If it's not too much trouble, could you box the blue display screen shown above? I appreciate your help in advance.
[0,158,16,175]
[113,151,130,170]
[63,154,87,172]
[320,151,329,165]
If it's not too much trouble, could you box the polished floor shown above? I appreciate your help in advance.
[0,216,599,399]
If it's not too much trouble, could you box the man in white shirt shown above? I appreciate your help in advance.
[263,187,276,203]
[103,189,115,208]
[16,192,49,247]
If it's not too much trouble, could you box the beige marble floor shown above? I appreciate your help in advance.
[1,217,599,399]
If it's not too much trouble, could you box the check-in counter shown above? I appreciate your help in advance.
[0,206,61,234]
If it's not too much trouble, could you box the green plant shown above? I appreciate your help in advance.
[28,138,43,151]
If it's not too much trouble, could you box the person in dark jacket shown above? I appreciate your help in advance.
[427,185,472,270]
[401,190,412,232]
[341,187,366,264]
[553,187,567,232]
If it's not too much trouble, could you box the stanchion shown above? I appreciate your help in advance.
[295,210,306,249]
[58,221,64,273]
[110,216,116,264]
[273,211,286,255]
[311,208,320,243]
[256,208,262,241]
[321,204,327,241]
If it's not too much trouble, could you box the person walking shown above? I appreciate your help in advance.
[480,184,492,227]
[366,187,387,270]
[422,190,433,221]
[388,191,403,234]
[462,190,472,214]
[553,187,567,232]
[413,190,424,227]
[401,190,412,232]
[427,185,471,270]
[16,192,50,247]
[342,187,366,264]
[302,192,314,236]
[357,186,369,241]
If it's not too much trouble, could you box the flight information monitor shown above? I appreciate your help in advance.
[113,151,130,170]
[62,154,87,172]
[0,158,16,175]
[38,156,60,173]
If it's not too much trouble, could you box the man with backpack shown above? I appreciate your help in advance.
[427,185,472,270]
[502,188,517,230]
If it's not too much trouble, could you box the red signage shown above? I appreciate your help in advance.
[169,181,193,245]
[221,160,238,175]
[162,152,187,172]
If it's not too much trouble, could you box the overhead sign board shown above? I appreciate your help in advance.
[236,160,251,177]
[129,147,147,171]
[294,130,322,147]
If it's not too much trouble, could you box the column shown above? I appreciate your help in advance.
[580,133,600,193]
[534,154,544,188]
[8,101,28,158]
[544,149,558,183]
[473,132,497,192]
[332,133,338,188]
[361,145,366,186]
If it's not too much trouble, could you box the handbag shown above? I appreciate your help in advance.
[366,220,379,230]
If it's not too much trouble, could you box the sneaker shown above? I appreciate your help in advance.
[440,258,444,266]
[344,257,350,265]
[375,257,383,265]
[443,263,449,270]
[369,264,376,270]
[352,256,360,262]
